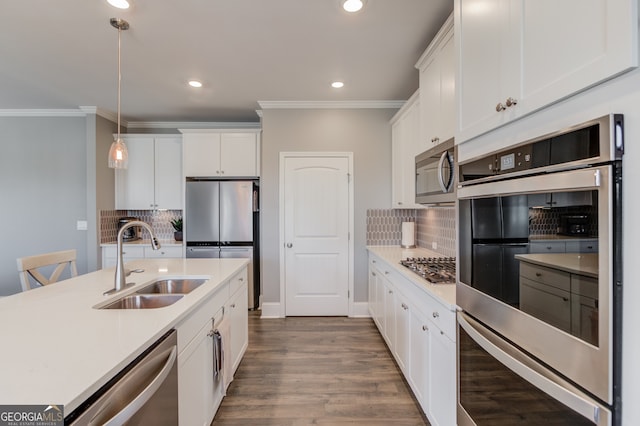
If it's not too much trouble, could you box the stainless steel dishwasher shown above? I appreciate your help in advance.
[65,330,178,425]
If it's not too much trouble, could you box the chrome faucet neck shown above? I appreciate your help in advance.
[112,220,161,293]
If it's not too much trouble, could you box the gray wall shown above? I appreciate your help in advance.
[260,108,396,305]
[0,114,114,295]
[0,116,89,294]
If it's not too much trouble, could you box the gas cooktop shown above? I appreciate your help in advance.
[400,257,456,284]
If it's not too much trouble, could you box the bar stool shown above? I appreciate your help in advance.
[17,249,78,291]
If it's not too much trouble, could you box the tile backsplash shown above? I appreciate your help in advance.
[366,207,456,257]
[100,210,182,243]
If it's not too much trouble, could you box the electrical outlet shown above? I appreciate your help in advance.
[77,220,88,231]
[432,241,438,250]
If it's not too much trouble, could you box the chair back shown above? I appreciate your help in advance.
[17,249,78,291]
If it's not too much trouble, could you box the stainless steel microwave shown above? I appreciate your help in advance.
[415,137,456,205]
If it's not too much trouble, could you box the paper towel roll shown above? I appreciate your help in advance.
[401,222,416,248]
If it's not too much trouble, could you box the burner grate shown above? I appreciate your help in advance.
[400,257,456,284]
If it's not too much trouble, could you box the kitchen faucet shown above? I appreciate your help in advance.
[106,220,161,295]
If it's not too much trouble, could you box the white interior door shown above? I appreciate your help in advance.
[282,154,351,316]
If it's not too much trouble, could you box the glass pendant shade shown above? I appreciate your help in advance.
[108,136,128,169]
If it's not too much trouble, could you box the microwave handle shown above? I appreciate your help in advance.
[437,151,450,193]
[458,312,609,425]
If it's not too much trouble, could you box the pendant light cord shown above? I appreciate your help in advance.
[117,25,122,139]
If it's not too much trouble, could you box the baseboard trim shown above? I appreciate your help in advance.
[350,302,371,318]
[260,302,282,318]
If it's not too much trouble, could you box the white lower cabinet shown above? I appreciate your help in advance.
[177,266,248,426]
[368,253,456,426]
[101,245,183,269]
[227,274,249,373]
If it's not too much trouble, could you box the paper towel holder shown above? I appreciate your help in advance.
[401,221,416,249]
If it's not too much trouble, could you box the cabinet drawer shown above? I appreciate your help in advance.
[177,282,229,352]
[520,262,570,292]
[229,267,248,296]
[520,278,571,333]
[102,245,145,259]
[529,242,565,253]
[144,246,183,258]
[565,240,598,253]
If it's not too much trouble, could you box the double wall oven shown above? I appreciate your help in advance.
[457,115,623,425]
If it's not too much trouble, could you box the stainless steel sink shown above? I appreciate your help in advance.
[102,294,184,309]
[136,279,207,295]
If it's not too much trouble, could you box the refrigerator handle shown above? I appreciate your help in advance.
[253,188,259,212]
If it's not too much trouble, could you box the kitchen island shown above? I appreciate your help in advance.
[0,257,248,421]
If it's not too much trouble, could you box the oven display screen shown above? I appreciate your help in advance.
[500,153,515,171]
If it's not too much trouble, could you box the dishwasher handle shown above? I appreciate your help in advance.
[93,346,177,426]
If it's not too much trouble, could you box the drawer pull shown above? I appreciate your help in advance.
[422,325,429,331]
[372,260,376,263]
[372,272,377,276]
[432,312,439,318]
[384,271,390,275]
[535,272,542,277]
[239,277,244,282]
[230,303,236,308]
[388,290,393,295]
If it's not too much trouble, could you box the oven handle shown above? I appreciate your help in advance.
[458,312,610,426]
[458,165,608,200]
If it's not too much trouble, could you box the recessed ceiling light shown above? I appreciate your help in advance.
[342,0,364,13]
[107,0,130,9]
[331,81,345,89]
[188,80,203,88]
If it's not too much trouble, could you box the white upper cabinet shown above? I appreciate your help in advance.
[455,0,638,144]
[115,135,182,210]
[391,92,423,209]
[416,14,455,151]
[181,130,260,177]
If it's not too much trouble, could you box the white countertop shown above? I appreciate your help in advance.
[0,258,247,413]
[515,253,598,277]
[366,246,457,310]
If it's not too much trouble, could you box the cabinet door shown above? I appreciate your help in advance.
[115,137,155,210]
[374,269,386,332]
[520,0,637,118]
[428,325,456,426]
[183,133,222,177]
[420,54,441,148]
[420,29,455,148]
[394,291,411,374]
[228,284,248,374]
[154,137,183,210]
[178,320,220,426]
[438,32,456,143]
[456,0,519,142]
[409,308,430,406]
[381,275,396,350]
[220,133,258,177]
[391,96,423,209]
[368,266,378,319]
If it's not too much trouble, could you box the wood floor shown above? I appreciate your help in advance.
[212,311,429,425]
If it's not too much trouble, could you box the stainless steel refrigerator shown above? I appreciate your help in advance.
[185,179,260,309]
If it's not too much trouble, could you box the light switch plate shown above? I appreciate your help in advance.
[77,220,88,231]
[432,241,438,250]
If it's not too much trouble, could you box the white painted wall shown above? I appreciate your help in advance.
[260,108,396,309]
[457,65,640,426]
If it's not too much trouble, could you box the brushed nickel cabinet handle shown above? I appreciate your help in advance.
[496,102,506,112]
[506,97,518,107]
[432,311,439,318]
[422,325,429,331]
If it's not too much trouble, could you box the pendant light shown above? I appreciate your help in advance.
[108,18,130,169]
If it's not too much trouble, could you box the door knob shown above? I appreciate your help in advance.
[286,243,293,248]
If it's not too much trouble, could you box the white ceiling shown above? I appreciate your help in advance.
[0,0,453,123]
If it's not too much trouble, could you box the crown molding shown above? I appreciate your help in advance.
[257,100,405,109]
[255,110,263,118]
[0,109,88,117]
[131,121,261,130]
